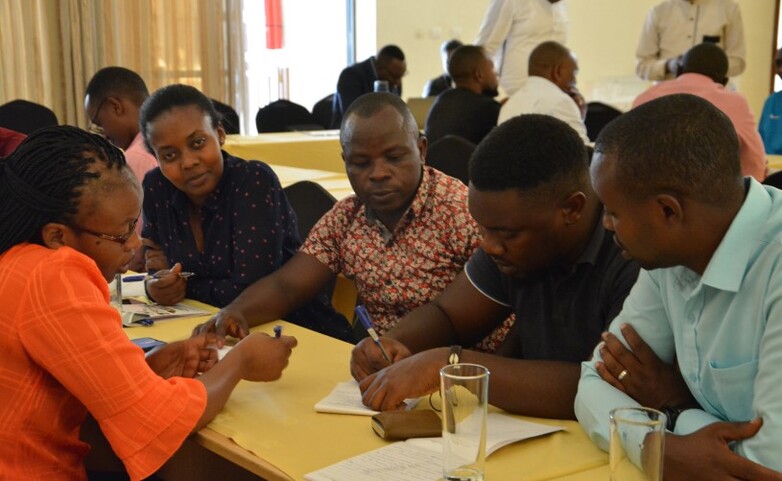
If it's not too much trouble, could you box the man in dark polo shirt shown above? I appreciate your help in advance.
[351,114,640,419]
[425,45,501,146]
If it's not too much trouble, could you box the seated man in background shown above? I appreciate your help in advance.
[84,66,158,271]
[498,41,588,143]
[351,114,639,418]
[425,45,501,146]
[759,48,782,155]
[331,45,407,128]
[423,39,463,98]
[576,94,782,479]
[633,42,766,181]
[195,92,513,352]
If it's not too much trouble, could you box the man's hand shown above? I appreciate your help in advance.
[192,307,250,348]
[230,332,298,382]
[358,348,447,411]
[568,87,587,120]
[145,331,218,379]
[665,419,782,481]
[146,262,187,306]
[350,336,412,381]
[596,323,695,410]
[666,56,683,76]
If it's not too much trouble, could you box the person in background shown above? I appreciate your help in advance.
[633,42,766,181]
[475,0,567,96]
[331,45,407,128]
[423,39,464,98]
[140,84,353,342]
[193,92,513,353]
[0,126,26,157]
[576,94,782,479]
[425,45,501,146]
[759,48,782,155]
[636,0,746,81]
[84,66,158,271]
[499,41,588,144]
[351,114,639,417]
[0,125,296,480]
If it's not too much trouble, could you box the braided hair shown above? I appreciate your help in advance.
[0,125,126,255]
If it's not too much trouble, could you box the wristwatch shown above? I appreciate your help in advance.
[448,345,463,365]
[662,406,688,432]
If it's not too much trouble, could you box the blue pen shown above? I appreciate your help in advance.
[273,325,282,338]
[135,318,154,327]
[124,272,196,282]
[355,305,392,364]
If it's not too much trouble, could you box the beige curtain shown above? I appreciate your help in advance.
[0,0,247,131]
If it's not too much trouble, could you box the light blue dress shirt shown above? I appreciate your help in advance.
[575,179,782,471]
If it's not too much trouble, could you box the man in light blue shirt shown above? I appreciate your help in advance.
[575,93,782,479]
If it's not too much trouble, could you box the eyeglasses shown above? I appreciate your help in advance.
[69,219,138,245]
[87,97,109,135]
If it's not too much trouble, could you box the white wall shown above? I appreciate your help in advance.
[371,0,776,116]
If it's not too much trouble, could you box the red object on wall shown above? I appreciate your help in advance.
[265,0,284,49]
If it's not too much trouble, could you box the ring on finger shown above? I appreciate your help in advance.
[617,369,629,381]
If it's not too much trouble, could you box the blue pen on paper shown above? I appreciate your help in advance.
[124,272,196,282]
[273,325,282,338]
[355,305,392,364]
[135,318,154,327]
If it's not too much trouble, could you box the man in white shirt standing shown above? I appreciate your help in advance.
[498,41,588,144]
[636,0,745,81]
[475,0,567,96]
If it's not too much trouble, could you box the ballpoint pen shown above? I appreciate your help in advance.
[355,305,392,364]
[123,272,196,282]
[273,325,282,338]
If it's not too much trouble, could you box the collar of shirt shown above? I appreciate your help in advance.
[550,217,607,278]
[695,178,772,293]
[364,165,432,243]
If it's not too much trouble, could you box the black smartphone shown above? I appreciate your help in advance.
[131,337,167,353]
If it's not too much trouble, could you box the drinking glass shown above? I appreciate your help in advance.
[610,407,666,481]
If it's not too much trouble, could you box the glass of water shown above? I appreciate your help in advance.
[610,407,666,481]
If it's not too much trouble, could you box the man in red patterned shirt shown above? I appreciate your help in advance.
[195,92,512,350]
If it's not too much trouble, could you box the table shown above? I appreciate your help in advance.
[224,131,344,174]
[268,163,354,201]
[768,155,782,173]
[122,311,609,481]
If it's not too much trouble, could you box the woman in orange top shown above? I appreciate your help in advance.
[0,126,297,480]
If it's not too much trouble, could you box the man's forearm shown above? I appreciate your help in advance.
[387,301,460,353]
[460,350,581,419]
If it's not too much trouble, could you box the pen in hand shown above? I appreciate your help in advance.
[355,305,392,364]
[123,272,196,282]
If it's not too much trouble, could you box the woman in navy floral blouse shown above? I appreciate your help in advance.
[139,84,352,342]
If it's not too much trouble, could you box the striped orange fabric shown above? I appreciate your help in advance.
[0,244,206,480]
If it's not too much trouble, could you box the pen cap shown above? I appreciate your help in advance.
[354,305,373,330]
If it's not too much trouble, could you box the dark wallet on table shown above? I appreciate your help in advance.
[370,410,442,440]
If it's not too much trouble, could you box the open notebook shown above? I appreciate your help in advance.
[304,413,562,481]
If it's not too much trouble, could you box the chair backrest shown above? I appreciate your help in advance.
[584,102,623,142]
[283,180,337,239]
[763,170,782,189]
[312,94,334,130]
[406,97,436,128]
[256,100,324,133]
[0,100,58,134]
[426,134,475,185]
[211,98,240,134]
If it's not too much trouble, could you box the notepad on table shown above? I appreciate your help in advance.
[314,380,417,416]
[304,413,563,481]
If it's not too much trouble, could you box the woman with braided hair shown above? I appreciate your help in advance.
[0,126,297,480]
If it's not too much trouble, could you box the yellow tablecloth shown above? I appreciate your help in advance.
[268,163,354,201]
[224,131,344,173]
[126,313,608,481]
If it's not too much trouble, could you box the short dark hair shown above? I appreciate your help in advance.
[85,66,149,106]
[470,114,588,196]
[339,92,417,148]
[139,84,221,153]
[442,39,464,54]
[681,43,728,84]
[595,94,742,204]
[377,45,405,62]
[0,126,127,254]
[528,41,571,77]
[448,45,487,81]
